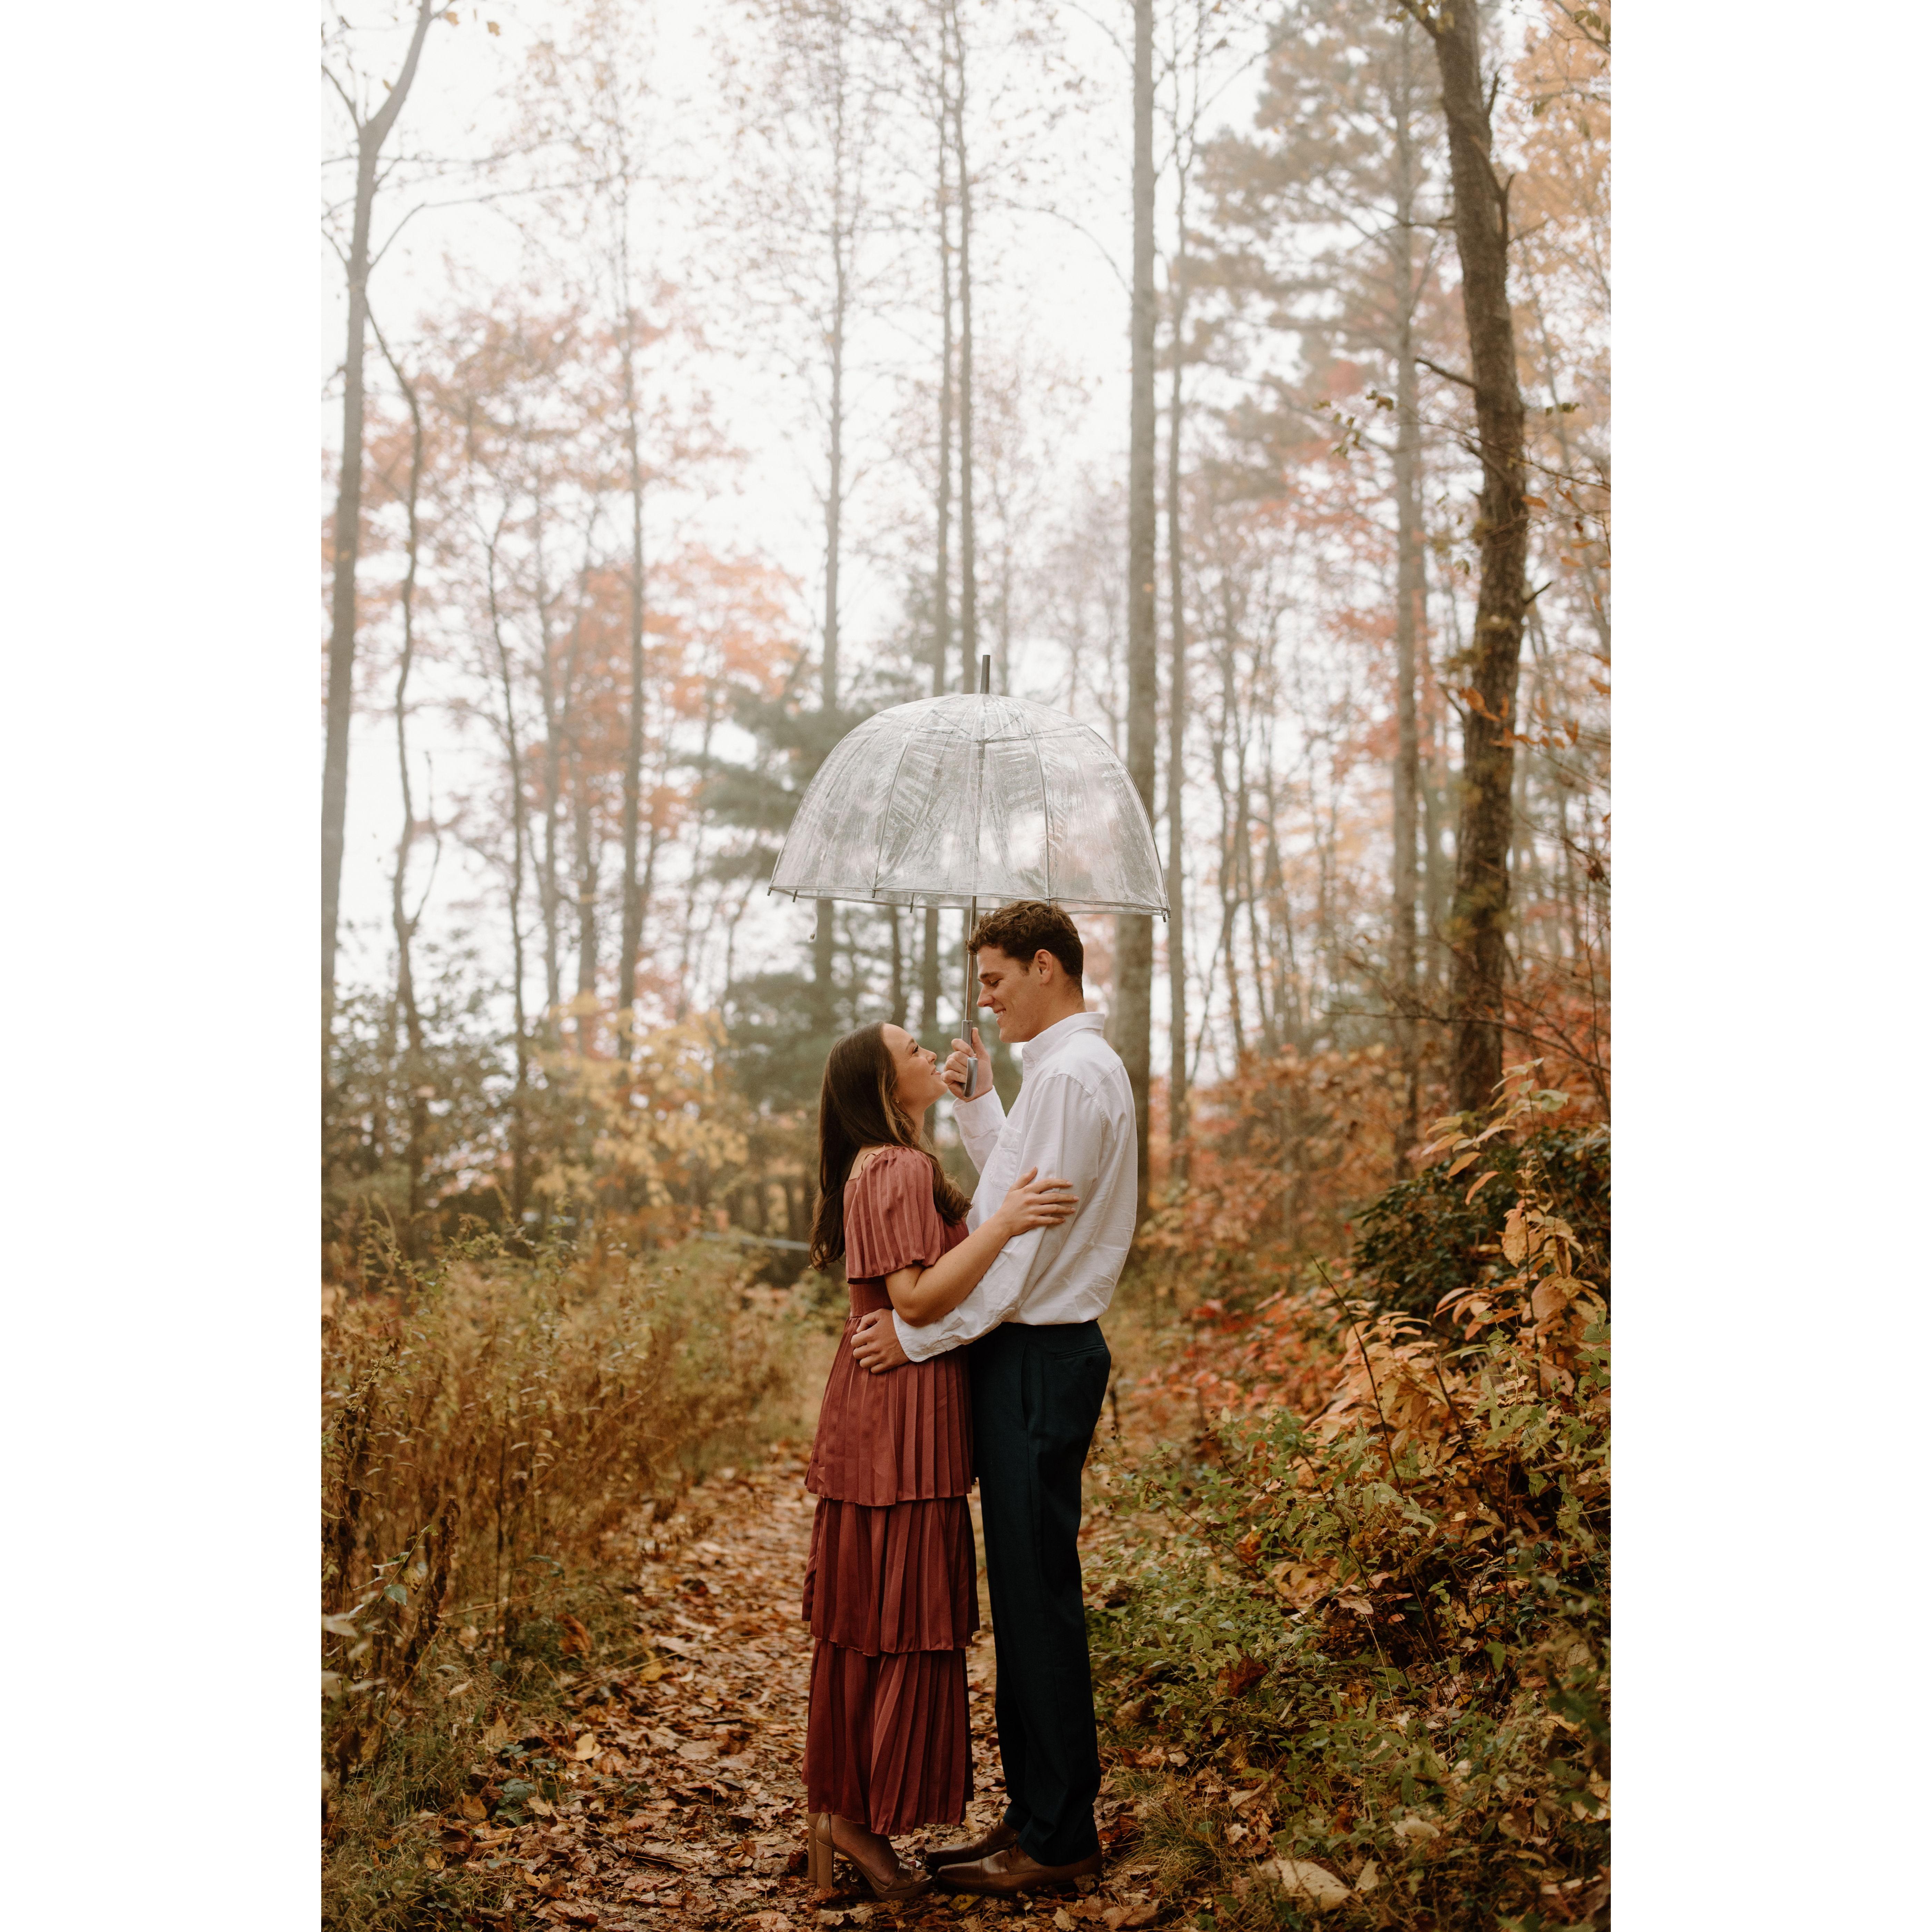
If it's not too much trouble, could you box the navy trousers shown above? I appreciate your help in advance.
[968,1319,1112,1867]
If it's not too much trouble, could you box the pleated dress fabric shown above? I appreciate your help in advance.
[803,1146,977,1835]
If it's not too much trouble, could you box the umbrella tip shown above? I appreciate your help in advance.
[979,653,991,695]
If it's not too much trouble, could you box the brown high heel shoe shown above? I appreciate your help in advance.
[806,1812,934,1901]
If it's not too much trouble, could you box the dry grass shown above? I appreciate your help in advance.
[321,1233,806,1930]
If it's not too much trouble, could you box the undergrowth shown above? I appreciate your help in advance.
[321,1232,802,1931]
[1092,1070,1610,1930]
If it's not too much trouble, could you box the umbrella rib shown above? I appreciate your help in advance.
[870,729,917,898]
[1032,724,1053,903]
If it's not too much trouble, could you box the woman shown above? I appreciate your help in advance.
[801,1021,1076,1900]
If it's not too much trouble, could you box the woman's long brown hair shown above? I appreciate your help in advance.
[809,1023,973,1270]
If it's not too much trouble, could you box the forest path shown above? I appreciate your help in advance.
[521,1440,1163,1930]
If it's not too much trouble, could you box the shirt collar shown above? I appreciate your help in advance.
[1019,1009,1104,1072]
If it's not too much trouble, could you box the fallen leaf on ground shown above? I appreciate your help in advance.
[1265,1858,1352,1912]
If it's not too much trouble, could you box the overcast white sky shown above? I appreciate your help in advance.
[323,0,1274,1035]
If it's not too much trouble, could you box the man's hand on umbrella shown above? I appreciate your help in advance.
[851,1309,909,1374]
[942,1026,994,1100]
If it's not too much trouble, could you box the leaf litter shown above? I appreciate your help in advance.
[426,1444,1170,1929]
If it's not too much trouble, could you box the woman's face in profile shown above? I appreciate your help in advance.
[880,1023,947,1116]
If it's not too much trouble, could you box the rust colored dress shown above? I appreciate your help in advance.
[802,1146,977,1834]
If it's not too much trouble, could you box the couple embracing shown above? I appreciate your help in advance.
[798,900,1134,1902]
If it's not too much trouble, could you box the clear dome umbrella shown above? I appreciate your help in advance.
[770,658,1167,1094]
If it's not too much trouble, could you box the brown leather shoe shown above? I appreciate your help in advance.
[923,1820,1017,1872]
[934,1843,1103,1896]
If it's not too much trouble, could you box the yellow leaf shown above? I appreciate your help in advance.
[1500,1209,1530,1265]
[572,1732,599,1761]
[1532,1277,1583,1323]
[1445,1150,1479,1178]
[1464,1169,1500,1203]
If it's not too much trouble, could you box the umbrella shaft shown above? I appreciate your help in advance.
[962,896,979,1100]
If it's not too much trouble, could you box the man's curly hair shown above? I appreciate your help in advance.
[967,900,1083,983]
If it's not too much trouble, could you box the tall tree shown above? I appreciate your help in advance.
[519,0,664,1059]
[1400,0,1531,1109]
[370,313,434,1250]
[947,0,979,678]
[1387,17,1432,1166]
[1117,0,1159,1211]
[921,21,957,1037]
[723,0,887,1025]
[1205,0,1448,1156]
[321,0,440,1063]
[765,0,873,1016]
[1158,0,1219,1187]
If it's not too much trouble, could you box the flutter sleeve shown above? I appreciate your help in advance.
[844,1146,950,1279]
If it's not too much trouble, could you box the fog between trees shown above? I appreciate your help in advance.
[321,0,1608,1267]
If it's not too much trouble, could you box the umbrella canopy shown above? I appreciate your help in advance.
[769,691,1169,917]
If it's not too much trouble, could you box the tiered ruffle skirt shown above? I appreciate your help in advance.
[802,1320,977,1834]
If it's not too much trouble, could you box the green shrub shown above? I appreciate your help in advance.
[1091,1107,1609,1929]
[1352,1125,1608,1321]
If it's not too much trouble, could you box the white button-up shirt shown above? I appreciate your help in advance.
[894,1009,1137,1361]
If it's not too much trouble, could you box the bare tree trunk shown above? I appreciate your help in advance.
[1390,26,1425,1171]
[371,314,431,1252]
[815,30,854,1023]
[1210,616,1245,1063]
[618,277,649,1061]
[559,523,599,1054]
[1163,239,1189,1187]
[484,531,531,1224]
[322,0,438,1070]
[921,85,955,1038]
[532,500,565,1021]
[1424,547,1453,987]
[1408,0,1531,1111]
[949,0,978,676]
[1116,0,1159,1215]
[889,908,906,1026]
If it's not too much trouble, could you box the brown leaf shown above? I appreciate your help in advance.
[457,1793,487,1822]
[558,1614,592,1660]
[1216,1656,1266,1697]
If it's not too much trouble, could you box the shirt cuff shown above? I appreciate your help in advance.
[893,1309,954,1362]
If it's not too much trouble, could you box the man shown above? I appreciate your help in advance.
[850,901,1136,1899]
